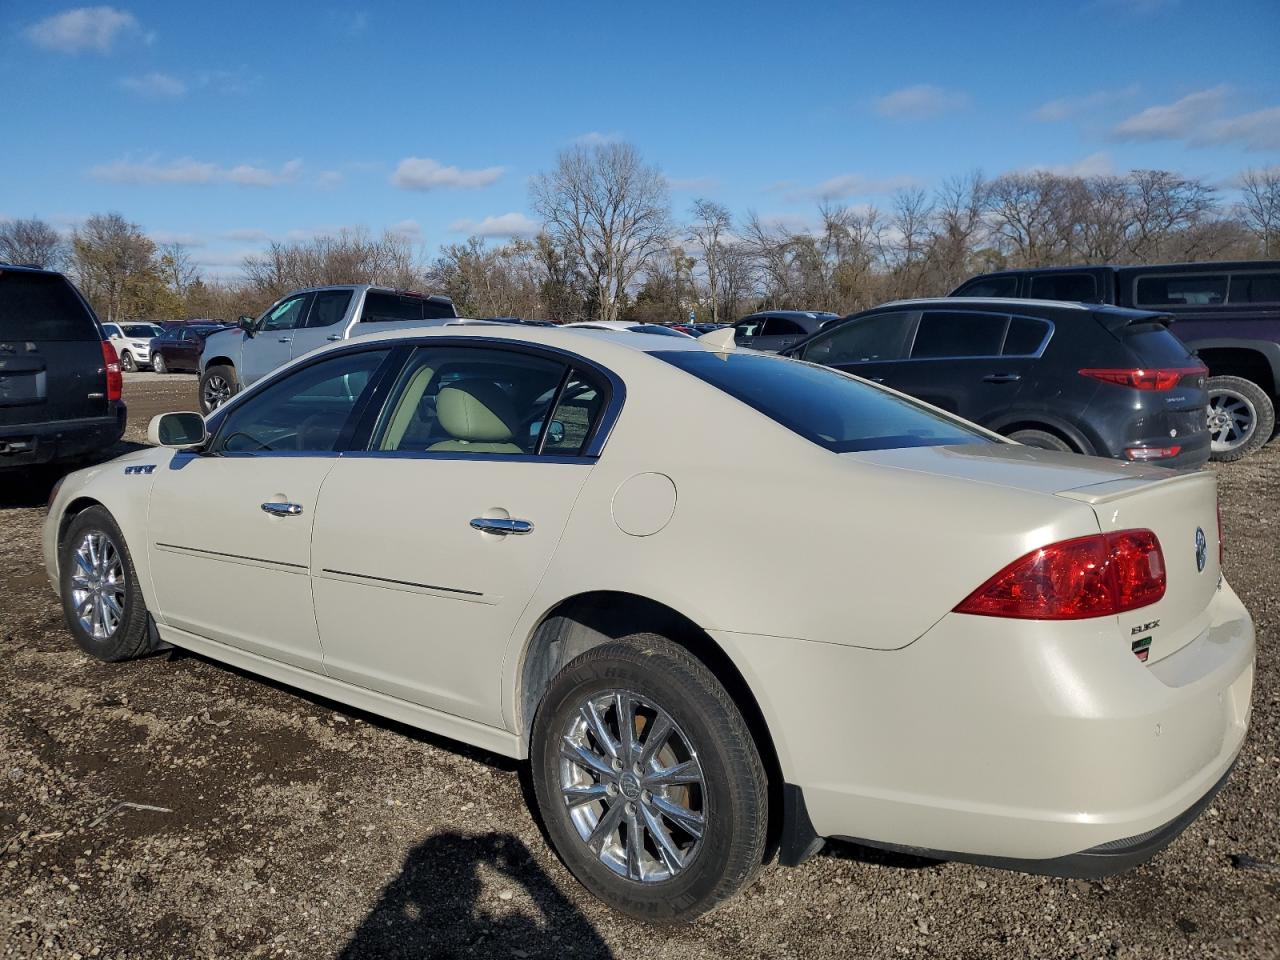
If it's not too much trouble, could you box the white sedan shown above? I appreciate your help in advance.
[43,325,1254,921]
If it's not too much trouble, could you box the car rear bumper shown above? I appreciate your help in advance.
[0,405,127,467]
[711,579,1254,871]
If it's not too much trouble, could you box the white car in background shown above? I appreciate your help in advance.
[101,321,163,371]
[43,325,1254,921]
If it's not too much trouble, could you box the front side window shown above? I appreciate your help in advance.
[260,294,310,331]
[373,346,569,455]
[911,311,1008,359]
[1229,272,1280,304]
[798,311,915,364]
[306,290,353,328]
[656,351,989,453]
[1028,273,1098,302]
[213,348,390,454]
[1135,274,1228,307]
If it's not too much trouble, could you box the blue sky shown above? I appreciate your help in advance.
[2,0,1277,275]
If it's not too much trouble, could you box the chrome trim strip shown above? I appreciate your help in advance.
[319,568,485,599]
[338,450,593,465]
[154,542,307,570]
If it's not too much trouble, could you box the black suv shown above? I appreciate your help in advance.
[781,297,1210,469]
[952,261,1280,460]
[0,264,125,468]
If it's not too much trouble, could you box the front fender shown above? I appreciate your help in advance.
[199,329,247,374]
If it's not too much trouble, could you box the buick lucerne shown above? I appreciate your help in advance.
[43,325,1255,921]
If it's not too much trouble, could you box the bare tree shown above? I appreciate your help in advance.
[530,142,671,321]
[0,217,67,270]
[158,242,198,297]
[1126,170,1217,261]
[1238,167,1280,256]
[687,199,733,323]
[69,213,169,322]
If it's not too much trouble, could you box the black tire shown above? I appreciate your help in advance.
[1007,428,1075,452]
[152,353,168,374]
[199,363,239,414]
[119,350,137,373]
[531,634,768,923]
[58,506,155,662]
[1206,375,1275,462]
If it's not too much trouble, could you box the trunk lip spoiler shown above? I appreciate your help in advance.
[1056,469,1213,505]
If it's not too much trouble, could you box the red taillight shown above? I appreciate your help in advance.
[1078,366,1205,391]
[101,340,122,402]
[954,529,1165,620]
[1124,445,1181,461]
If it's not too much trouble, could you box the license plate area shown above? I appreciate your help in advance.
[0,370,45,406]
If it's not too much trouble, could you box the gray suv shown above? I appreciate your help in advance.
[732,310,840,353]
[198,285,456,412]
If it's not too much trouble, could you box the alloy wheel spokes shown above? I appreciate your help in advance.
[71,530,126,640]
[558,689,707,883]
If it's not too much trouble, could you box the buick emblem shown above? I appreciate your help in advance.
[1194,527,1207,573]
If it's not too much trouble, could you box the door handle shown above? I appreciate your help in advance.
[261,502,304,517]
[982,373,1022,383]
[326,335,342,341]
[278,337,292,344]
[470,517,533,535]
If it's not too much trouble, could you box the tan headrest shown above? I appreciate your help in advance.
[436,381,519,443]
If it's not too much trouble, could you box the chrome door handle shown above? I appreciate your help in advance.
[261,502,304,517]
[278,337,292,343]
[982,373,1022,383]
[470,517,533,535]
[326,335,342,341]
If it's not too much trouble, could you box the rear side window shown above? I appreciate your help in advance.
[0,271,98,341]
[955,275,1017,298]
[361,292,455,323]
[1135,274,1227,307]
[798,311,915,364]
[1028,273,1098,302]
[655,350,990,453]
[761,316,806,336]
[911,311,1007,359]
[1229,272,1280,304]
[1003,316,1051,356]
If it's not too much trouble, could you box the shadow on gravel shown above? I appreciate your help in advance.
[336,832,612,960]
[823,838,945,870]
[0,440,147,509]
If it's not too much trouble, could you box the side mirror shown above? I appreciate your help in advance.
[239,315,257,336]
[148,412,207,449]
[529,419,567,445]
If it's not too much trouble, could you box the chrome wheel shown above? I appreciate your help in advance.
[202,374,232,410]
[1208,389,1256,454]
[120,351,136,372]
[559,690,706,883]
[69,531,126,640]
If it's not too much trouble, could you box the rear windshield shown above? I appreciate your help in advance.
[0,271,98,342]
[1120,325,1198,366]
[655,350,991,453]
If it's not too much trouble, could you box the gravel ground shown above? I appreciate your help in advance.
[1,375,1277,960]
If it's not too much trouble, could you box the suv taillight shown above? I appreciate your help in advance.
[1078,366,1206,391]
[954,530,1165,620]
[101,341,122,402]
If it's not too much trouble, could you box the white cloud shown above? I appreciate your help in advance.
[195,67,257,95]
[573,131,623,146]
[1111,85,1280,151]
[315,170,343,190]
[386,219,423,241]
[1204,106,1280,151]
[88,156,303,187]
[873,85,970,119]
[449,213,539,238]
[1029,152,1116,177]
[1032,85,1140,122]
[770,173,917,202]
[119,71,185,98]
[1112,85,1230,140]
[391,157,504,191]
[25,6,142,54]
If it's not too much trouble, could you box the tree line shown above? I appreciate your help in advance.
[3,144,1277,325]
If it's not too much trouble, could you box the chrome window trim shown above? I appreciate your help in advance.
[809,310,1055,364]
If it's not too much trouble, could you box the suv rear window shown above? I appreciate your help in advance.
[1135,274,1227,307]
[655,350,990,453]
[0,271,98,342]
[360,292,456,323]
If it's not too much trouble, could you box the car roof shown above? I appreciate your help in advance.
[740,310,839,318]
[281,283,453,302]
[972,260,1280,276]
[338,319,711,355]
[876,296,1094,312]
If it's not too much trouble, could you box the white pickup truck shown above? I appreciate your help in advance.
[197,285,457,412]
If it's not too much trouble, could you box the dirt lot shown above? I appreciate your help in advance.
[1,374,1277,960]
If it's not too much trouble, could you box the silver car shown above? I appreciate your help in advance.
[197,284,456,412]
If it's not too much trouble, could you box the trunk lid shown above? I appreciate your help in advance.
[853,442,1220,663]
